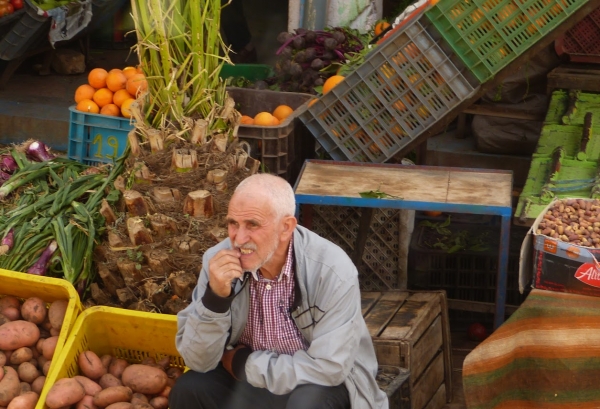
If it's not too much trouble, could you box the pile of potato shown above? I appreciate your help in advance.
[0,295,69,409]
[45,351,182,409]
[536,198,600,248]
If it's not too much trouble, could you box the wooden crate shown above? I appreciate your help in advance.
[378,365,411,409]
[362,290,452,409]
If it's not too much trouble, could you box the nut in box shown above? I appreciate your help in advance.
[520,198,600,297]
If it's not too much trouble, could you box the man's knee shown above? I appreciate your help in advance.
[286,384,350,409]
[169,368,233,409]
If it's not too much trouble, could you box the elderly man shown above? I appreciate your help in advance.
[170,174,387,409]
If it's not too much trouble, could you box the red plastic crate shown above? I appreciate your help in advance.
[555,6,600,63]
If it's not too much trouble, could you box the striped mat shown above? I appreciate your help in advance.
[463,289,600,409]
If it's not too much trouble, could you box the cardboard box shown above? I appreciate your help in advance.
[520,198,600,297]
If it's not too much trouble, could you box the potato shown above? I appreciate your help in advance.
[139,358,155,366]
[10,348,33,366]
[74,376,102,397]
[42,361,52,377]
[2,308,20,322]
[100,356,113,372]
[108,359,128,379]
[35,339,44,355]
[79,351,106,380]
[0,353,6,368]
[155,357,170,371]
[42,336,59,360]
[166,367,182,380]
[99,374,122,389]
[129,394,147,405]
[48,300,68,331]
[92,386,133,408]
[17,362,39,384]
[76,395,99,409]
[45,378,86,409]
[7,391,38,409]
[30,376,46,395]
[37,356,48,370]
[131,403,153,409]
[105,403,132,409]
[158,386,170,398]
[121,365,167,395]
[18,382,30,395]
[0,297,20,312]
[20,298,46,325]
[0,321,40,351]
[0,366,20,406]
[148,397,168,409]
[0,313,10,326]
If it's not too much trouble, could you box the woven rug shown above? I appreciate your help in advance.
[463,289,600,409]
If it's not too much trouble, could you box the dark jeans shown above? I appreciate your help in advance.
[221,0,252,51]
[169,364,351,409]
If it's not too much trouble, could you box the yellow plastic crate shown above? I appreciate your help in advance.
[40,306,183,409]
[0,269,82,409]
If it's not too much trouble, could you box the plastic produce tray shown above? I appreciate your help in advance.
[0,0,49,61]
[229,87,314,183]
[39,306,183,409]
[68,106,134,166]
[555,5,600,64]
[425,0,590,83]
[544,90,600,126]
[407,224,528,306]
[300,14,478,163]
[515,156,600,222]
[0,268,82,409]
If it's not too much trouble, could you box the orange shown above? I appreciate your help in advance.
[88,68,108,89]
[126,73,148,97]
[106,70,127,92]
[308,98,317,108]
[74,84,96,103]
[423,211,442,217]
[121,98,136,118]
[322,75,344,95]
[113,89,133,108]
[92,88,114,108]
[374,21,390,36]
[254,112,276,126]
[122,66,137,79]
[76,99,100,114]
[272,105,294,121]
[100,103,121,117]
[240,115,254,125]
[272,117,280,126]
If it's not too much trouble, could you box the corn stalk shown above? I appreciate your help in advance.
[130,0,238,143]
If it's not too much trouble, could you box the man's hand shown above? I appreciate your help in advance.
[222,344,248,380]
[208,249,243,297]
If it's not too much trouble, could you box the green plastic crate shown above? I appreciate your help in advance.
[219,64,274,81]
[515,156,600,221]
[544,90,600,125]
[535,124,600,160]
[425,0,589,83]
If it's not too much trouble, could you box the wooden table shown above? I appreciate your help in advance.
[293,160,514,329]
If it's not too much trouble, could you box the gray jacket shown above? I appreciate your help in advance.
[176,225,388,409]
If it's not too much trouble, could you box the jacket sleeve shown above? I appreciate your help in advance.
[175,248,234,373]
[243,270,362,394]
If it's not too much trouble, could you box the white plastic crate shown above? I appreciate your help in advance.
[300,14,479,163]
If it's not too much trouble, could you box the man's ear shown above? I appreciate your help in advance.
[281,216,297,239]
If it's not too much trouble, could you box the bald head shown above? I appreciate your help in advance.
[233,174,296,221]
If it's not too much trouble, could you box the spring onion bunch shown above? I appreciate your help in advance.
[130,0,234,138]
[0,142,127,296]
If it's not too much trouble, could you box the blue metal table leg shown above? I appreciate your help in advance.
[495,215,511,329]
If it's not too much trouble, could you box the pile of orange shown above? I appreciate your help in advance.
[74,67,148,119]
[240,104,294,126]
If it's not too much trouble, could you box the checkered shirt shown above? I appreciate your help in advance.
[238,239,309,355]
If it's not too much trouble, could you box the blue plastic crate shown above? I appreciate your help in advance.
[68,106,133,165]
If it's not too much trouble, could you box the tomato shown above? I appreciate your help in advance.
[0,0,8,6]
[467,323,488,342]
[0,4,9,16]
[5,3,13,13]
[10,0,22,9]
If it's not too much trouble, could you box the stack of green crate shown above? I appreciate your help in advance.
[515,90,600,224]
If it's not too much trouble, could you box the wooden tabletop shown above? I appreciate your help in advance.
[294,161,512,208]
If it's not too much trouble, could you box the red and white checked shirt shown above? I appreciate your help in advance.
[238,239,309,355]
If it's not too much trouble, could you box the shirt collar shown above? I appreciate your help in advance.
[248,237,294,282]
